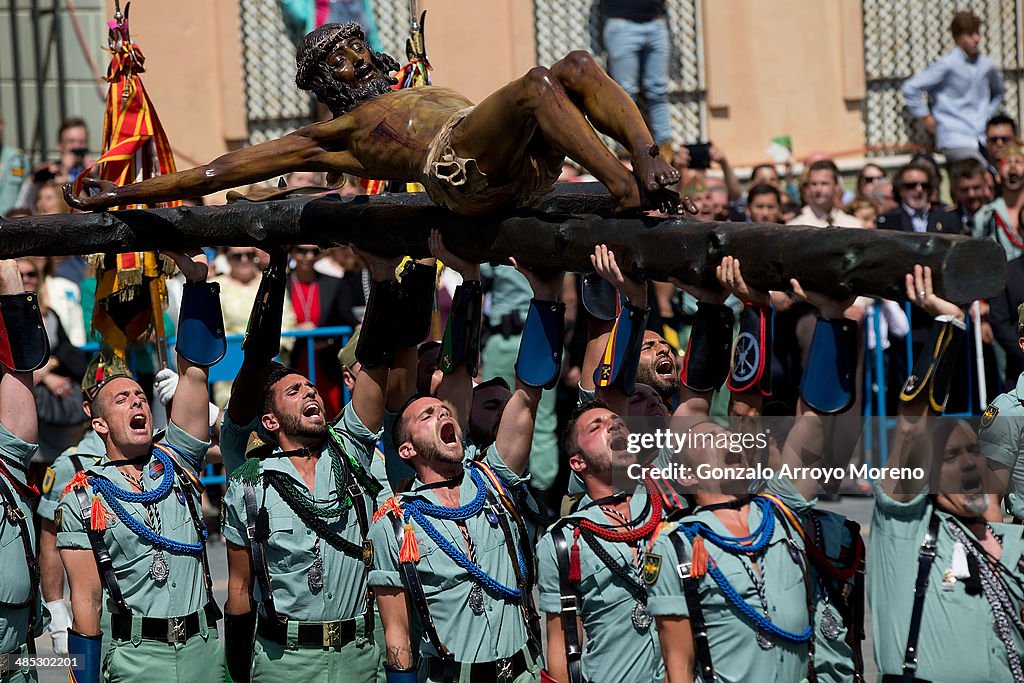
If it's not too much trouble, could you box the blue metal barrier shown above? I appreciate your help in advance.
[80,326,354,487]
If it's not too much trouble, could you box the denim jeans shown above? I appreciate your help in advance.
[603,16,672,144]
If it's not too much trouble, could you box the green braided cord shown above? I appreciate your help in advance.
[263,469,354,518]
[327,425,382,496]
[230,457,262,486]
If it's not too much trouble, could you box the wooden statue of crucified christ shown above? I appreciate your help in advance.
[64,22,680,217]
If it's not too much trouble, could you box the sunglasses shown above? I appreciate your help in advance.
[228,252,257,261]
[901,181,931,190]
[20,270,38,278]
[988,135,1014,144]
[293,247,319,256]
[862,175,886,184]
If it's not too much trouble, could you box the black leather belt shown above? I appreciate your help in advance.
[1012,517,1024,526]
[428,650,529,683]
[110,603,219,644]
[256,616,357,649]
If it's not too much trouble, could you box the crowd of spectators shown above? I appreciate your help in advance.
[0,9,1022,498]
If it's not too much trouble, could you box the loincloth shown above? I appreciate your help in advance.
[421,107,562,217]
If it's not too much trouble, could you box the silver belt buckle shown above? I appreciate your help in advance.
[167,616,187,644]
[496,656,513,683]
[322,621,341,648]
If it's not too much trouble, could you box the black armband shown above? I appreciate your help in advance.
[439,280,483,376]
[680,302,733,393]
[240,258,287,363]
[899,315,966,413]
[223,610,256,683]
[356,279,404,369]
[397,260,437,348]
[0,292,49,372]
[727,302,773,396]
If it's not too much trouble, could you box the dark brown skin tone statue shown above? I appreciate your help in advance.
[65,22,680,216]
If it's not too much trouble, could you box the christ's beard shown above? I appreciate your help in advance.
[322,72,396,115]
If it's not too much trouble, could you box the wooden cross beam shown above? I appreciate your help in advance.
[0,185,1005,303]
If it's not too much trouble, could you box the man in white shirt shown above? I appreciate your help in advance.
[786,160,861,228]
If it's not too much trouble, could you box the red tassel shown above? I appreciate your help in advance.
[399,524,420,563]
[63,471,90,497]
[90,496,107,532]
[690,535,708,579]
[373,496,401,523]
[568,528,582,583]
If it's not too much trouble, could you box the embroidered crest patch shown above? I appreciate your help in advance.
[980,403,999,430]
[362,539,374,568]
[53,508,62,529]
[642,552,662,585]
[42,467,55,494]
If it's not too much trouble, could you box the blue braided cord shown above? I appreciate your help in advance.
[405,505,524,601]
[90,448,175,504]
[92,484,207,555]
[404,467,488,521]
[678,525,812,643]
[689,497,775,553]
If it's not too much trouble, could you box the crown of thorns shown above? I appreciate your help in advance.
[295,22,366,91]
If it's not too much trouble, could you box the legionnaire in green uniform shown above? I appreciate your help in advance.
[539,246,678,683]
[0,258,54,682]
[979,303,1024,520]
[219,248,398,683]
[719,258,868,683]
[370,253,563,683]
[870,266,1024,683]
[57,249,227,683]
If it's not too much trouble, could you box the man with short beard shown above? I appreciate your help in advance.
[975,143,1024,261]
[368,261,565,683]
[867,265,1024,683]
[539,246,674,683]
[217,248,404,682]
[57,250,227,683]
[65,22,679,217]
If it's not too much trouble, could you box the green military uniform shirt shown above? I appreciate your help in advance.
[868,486,1024,682]
[0,146,27,217]
[38,430,105,522]
[0,423,44,655]
[646,499,811,683]
[221,402,381,622]
[367,445,538,670]
[537,484,664,683]
[979,372,1024,518]
[56,422,212,618]
[760,476,858,683]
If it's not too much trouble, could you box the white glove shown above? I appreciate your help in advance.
[45,600,71,655]
[154,368,179,406]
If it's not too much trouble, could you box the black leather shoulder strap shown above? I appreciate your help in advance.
[242,480,279,623]
[668,532,716,683]
[899,510,941,682]
[388,511,453,662]
[553,525,584,683]
[70,481,130,615]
